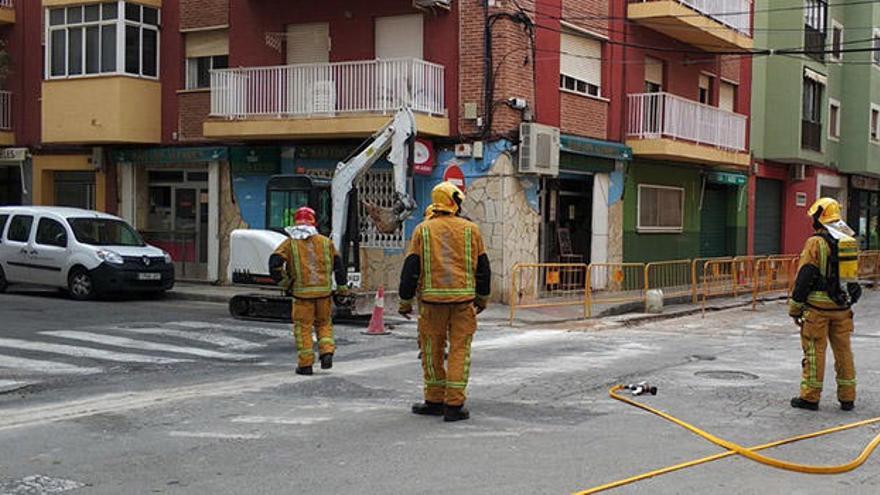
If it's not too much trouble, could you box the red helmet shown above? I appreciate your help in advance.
[294,207,317,226]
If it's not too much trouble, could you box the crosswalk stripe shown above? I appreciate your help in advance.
[0,354,101,375]
[108,327,262,350]
[42,331,254,361]
[169,321,291,339]
[0,337,190,365]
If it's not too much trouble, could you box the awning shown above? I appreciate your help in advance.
[707,171,747,186]
[560,134,632,161]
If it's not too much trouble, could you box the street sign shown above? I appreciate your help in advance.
[443,164,466,192]
[413,139,435,176]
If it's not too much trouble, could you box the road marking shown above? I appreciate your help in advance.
[169,321,291,339]
[169,431,264,440]
[0,354,100,375]
[0,337,190,365]
[230,416,332,425]
[108,326,263,350]
[42,331,254,361]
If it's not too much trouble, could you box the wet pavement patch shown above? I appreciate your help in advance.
[695,370,759,381]
[0,475,85,494]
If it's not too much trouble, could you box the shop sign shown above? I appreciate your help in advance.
[230,147,280,175]
[851,175,880,191]
[111,147,228,165]
[707,171,747,186]
[0,148,27,163]
[413,139,435,176]
[443,164,466,192]
[295,144,353,160]
[560,135,632,161]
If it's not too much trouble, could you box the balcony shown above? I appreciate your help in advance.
[203,58,449,140]
[0,90,12,145]
[0,0,13,24]
[626,92,749,167]
[627,0,753,52]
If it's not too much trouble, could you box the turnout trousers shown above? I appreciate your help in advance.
[291,296,335,368]
[418,301,477,407]
[799,308,856,403]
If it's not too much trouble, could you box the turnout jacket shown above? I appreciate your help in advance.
[270,229,346,299]
[789,229,853,314]
[399,213,491,304]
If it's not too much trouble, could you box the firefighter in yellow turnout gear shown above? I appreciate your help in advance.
[269,207,349,375]
[789,198,862,411]
[399,182,492,422]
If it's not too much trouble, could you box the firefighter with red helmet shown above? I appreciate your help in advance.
[269,207,348,375]
[399,181,492,422]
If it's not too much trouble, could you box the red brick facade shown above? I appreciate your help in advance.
[177,91,212,141]
[560,92,608,140]
[181,0,229,31]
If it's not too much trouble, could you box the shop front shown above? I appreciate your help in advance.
[0,147,29,206]
[848,175,880,251]
[31,153,108,212]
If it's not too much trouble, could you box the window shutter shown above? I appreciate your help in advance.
[375,15,424,59]
[185,30,229,58]
[560,32,601,87]
[645,57,663,86]
[286,23,330,64]
[719,82,736,111]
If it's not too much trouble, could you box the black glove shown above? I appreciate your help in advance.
[847,283,863,305]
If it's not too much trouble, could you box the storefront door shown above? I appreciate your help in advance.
[850,189,879,251]
[54,171,96,210]
[700,184,731,258]
[542,178,592,263]
[0,164,22,206]
[754,178,783,255]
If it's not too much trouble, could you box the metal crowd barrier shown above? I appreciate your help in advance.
[586,263,647,317]
[509,263,589,324]
[751,256,799,309]
[645,260,693,303]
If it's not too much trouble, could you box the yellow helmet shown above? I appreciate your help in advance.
[431,181,465,215]
[808,197,842,225]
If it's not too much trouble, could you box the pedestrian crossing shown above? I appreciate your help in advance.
[0,320,295,382]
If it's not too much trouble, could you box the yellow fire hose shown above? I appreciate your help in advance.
[574,385,880,494]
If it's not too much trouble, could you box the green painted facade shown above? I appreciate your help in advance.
[623,161,748,262]
[752,0,880,176]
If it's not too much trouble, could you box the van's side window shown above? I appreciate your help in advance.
[7,215,34,243]
[35,218,68,248]
[0,214,8,239]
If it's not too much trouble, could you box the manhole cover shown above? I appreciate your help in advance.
[695,370,759,381]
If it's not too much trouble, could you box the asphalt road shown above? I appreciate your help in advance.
[1,288,880,494]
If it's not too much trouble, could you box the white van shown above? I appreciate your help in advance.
[0,206,174,299]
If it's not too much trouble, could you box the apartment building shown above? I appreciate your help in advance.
[752,0,880,254]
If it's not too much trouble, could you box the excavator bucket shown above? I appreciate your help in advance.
[363,201,403,234]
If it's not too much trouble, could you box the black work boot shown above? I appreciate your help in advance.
[320,353,333,370]
[411,401,445,416]
[841,401,855,411]
[295,366,313,376]
[444,405,470,422]
[790,397,819,411]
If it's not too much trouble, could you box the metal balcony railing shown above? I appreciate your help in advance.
[210,58,445,119]
[627,92,748,152]
[0,91,11,130]
[630,0,752,36]
[0,1,12,8]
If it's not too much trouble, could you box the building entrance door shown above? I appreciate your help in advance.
[700,184,731,258]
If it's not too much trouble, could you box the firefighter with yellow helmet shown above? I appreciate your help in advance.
[399,181,491,422]
[269,207,348,375]
[789,197,862,411]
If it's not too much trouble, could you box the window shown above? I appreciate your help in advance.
[802,72,824,151]
[830,20,843,62]
[829,99,840,140]
[699,74,713,105]
[357,171,405,248]
[637,185,684,233]
[35,218,68,248]
[69,218,144,247]
[46,1,159,79]
[560,31,602,98]
[0,214,8,238]
[871,105,880,142]
[804,0,827,62]
[185,30,229,89]
[719,81,736,112]
[7,215,34,242]
[644,57,663,92]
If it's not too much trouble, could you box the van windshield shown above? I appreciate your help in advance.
[69,218,145,247]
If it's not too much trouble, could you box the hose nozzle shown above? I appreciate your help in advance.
[624,381,658,396]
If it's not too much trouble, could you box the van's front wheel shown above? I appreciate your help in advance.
[68,268,95,301]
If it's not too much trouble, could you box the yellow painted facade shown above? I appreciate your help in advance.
[0,5,14,24]
[0,131,14,146]
[203,114,450,140]
[42,77,161,144]
[627,1,753,53]
[626,138,751,168]
[32,154,108,212]
[43,0,162,7]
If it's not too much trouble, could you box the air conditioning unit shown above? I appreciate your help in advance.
[413,0,452,10]
[518,123,560,176]
[790,163,806,181]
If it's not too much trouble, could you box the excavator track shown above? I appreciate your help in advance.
[228,293,370,324]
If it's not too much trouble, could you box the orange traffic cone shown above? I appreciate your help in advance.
[363,286,390,335]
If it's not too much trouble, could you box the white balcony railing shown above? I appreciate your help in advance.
[632,0,751,36]
[0,1,12,9]
[0,91,11,130]
[210,58,445,119]
[627,92,747,152]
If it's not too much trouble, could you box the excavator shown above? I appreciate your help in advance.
[227,107,419,321]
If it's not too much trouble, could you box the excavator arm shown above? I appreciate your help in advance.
[329,107,419,252]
